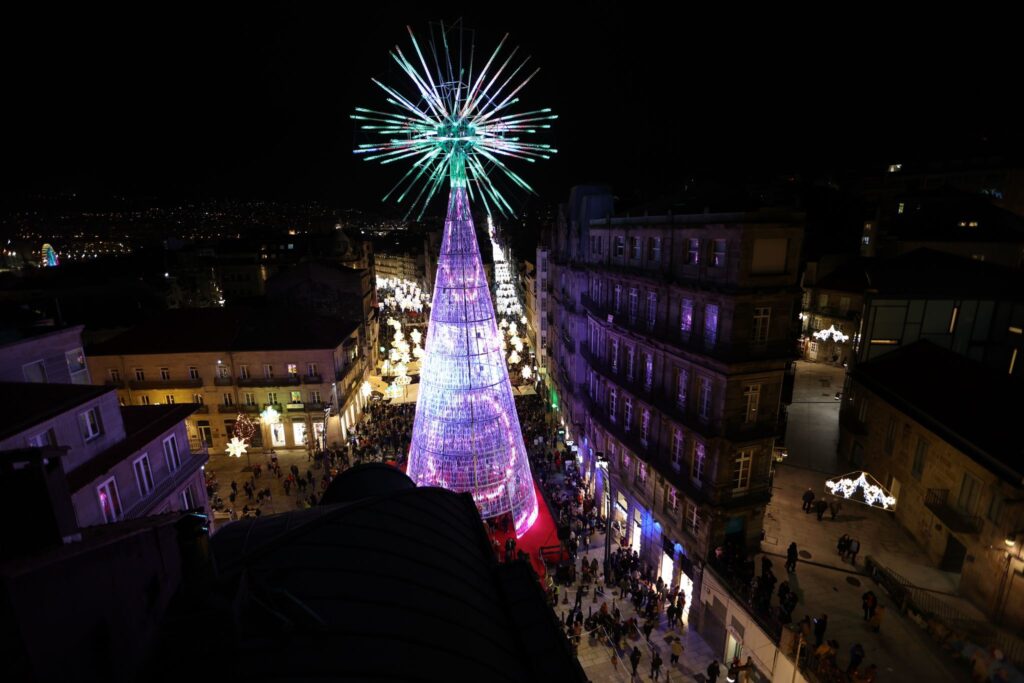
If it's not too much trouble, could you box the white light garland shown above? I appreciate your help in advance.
[813,325,850,343]
[824,471,896,510]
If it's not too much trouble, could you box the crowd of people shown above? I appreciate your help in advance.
[346,399,415,465]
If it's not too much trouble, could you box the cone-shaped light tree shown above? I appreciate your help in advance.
[353,22,556,536]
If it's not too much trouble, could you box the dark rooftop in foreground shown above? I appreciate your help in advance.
[815,248,1024,300]
[853,340,1024,483]
[87,307,361,356]
[149,464,586,682]
[0,382,112,442]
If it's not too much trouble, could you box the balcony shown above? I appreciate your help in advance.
[214,376,234,386]
[129,377,203,390]
[237,376,301,388]
[301,374,323,384]
[925,489,983,534]
[217,404,241,414]
[105,379,124,388]
[286,402,306,412]
[191,404,210,414]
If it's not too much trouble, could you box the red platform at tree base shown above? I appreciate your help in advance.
[490,479,565,581]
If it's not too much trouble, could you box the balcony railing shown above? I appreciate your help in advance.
[924,489,983,534]
[237,376,301,387]
[105,379,124,388]
[129,377,203,390]
[192,404,209,414]
[214,376,234,386]
[301,374,323,384]
[217,404,241,414]
[122,447,209,520]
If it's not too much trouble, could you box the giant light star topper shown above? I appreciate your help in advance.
[354,22,556,536]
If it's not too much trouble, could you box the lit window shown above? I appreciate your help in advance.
[671,429,684,471]
[615,236,625,257]
[698,377,712,420]
[625,345,635,381]
[686,502,700,535]
[244,392,255,406]
[97,478,122,523]
[646,292,657,330]
[640,408,651,446]
[888,163,902,173]
[134,368,145,381]
[139,395,150,406]
[614,285,623,313]
[630,237,641,260]
[680,299,693,340]
[160,367,170,380]
[188,366,199,380]
[290,390,302,403]
[711,239,727,268]
[704,304,719,349]
[287,364,298,377]
[753,306,770,343]
[624,397,633,432]
[676,368,688,410]
[79,407,103,441]
[628,288,639,325]
[644,353,653,393]
[733,449,754,493]
[686,238,700,265]
[691,442,705,484]
[897,202,905,214]
[744,384,761,423]
[164,394,175,405]
[180,485,196,510]
[264,364,273,379]
[609,388,618,423]
[610,338,619,373]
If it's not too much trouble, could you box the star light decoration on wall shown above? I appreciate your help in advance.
[352,22,558,219]
[825,471,896,510]
[225,437,249,459]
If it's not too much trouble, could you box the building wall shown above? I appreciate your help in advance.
[87,341,367,453]
[69,419,209,528]
[841,378,1024,628]
[0,325,91,385]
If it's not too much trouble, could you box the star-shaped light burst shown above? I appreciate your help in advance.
[261,405,281,425]
[225,436,249,459]
[352,22,558,219]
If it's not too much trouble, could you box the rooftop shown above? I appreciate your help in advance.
[88,307,361,356]
[816,249,1024,300]
[0,382,113,442]
[65,404,199,492]
[882,190,1024,243]
[853,340,1024,484]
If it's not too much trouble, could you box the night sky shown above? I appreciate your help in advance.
[4,5,1020,207]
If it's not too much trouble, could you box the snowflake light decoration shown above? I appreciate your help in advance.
[825,471,896,510]
[353,22,557,219]
[225,437,249,459]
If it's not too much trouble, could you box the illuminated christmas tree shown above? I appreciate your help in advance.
[353,22,555,535]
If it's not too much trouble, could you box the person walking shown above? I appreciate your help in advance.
[813,613,828,648]
[670,638,683,665]
[802,488,816,512]
[848,643,865,674]
[861,590,877,620]
[848,538,861,564]
[869,605,885,633]
[815,499,828,521]
[651,650,663,681]
[630,646,642,678]
[706,659,721,683]
[786,542,799,573]
[838,534,850,557]
[828,498,842,520]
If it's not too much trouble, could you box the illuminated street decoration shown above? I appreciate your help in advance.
[225,437,249,458]
[361,380,372,398]
[358,22,552,537]
[260,405,281,425]
[233,413,257,442]
[41,243,59,267]
[813,325,850,343]
[825,471,896,510]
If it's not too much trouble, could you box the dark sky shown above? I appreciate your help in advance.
[4,5,1021,207]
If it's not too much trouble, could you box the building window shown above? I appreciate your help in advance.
[310,390,321,404]
[753,307,771,343]
[614,285,623,313]
[628,288,639,325]
[686,238,700,265]
[691,442,705,484]
[958,472,982,514]
[989,495,1005,525]
[744,384,761,423]
[223,393,235,406]
[163,435,182,473]
[133,455,155,497]
[307,363,318,377]
[139,395,151,406]
[290,390,302,403]
[192,393,204,404]
[648,237,661,264]
[630,237,641,260]
[698,377,712,420]
[160,367,170,380]
[23,360,47,383]
[218,364,231,379]
[646,292,657,330]
[686,502,700,535]
[27,428,57,448]
[66,348,87,375]
[109,369,121,382]
[637,461,647,485]
[640,408,651,446]
[134,368,145,381]
[885,417,898,456]
[624,397,633,432]
[911,437,928,480]
[609,388,618,423]
[164,395,175,405]
[643,353,654,392]
[626,345,635,381]
[839,297,851,314]
[671,429,684,471]
[181,485,196,510]
[667,487,679,513]
[610,338,619,374]
[239,365,250,380]
[79,407,104,442]
[704,304,719,348]
[244,392,255,406]
[263,364,273,379]
[287,363,298,377]
[711,239,727,268]
[680,299,694,340]
[676,368,688,410]
[188,366,199,380]
[97,478,122,523]
[267,392,278,405]
[733,450,753,493]
[615,236,625,257]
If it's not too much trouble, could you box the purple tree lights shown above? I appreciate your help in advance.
[406,187,538,536]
